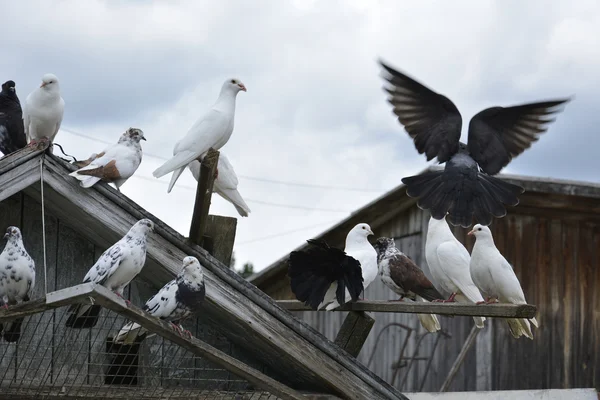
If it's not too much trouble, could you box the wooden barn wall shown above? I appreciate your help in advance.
[0,192,270,391]
[279,205,600,393]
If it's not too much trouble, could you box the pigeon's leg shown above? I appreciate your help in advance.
[1,304,9,310]
[433,293,457,303]
[391,295,405,302]
[113,292,131,305]
[179,325,193,339]
[486,297,499,304]
[27,139,38,147]
[169,322,183,335]
[476,296,490,305]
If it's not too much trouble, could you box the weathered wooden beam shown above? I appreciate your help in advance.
[0,157,41,203]
[189,148,219,245]
[334,311,375,358]
[440,324,480,392]
[277,300,537,318]
[201,214,237,267]
[90,285,307,400]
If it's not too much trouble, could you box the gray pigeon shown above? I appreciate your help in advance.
[65,219,154,329]
[114,256,205,344]
[378,60,569,228]
[0,226,35,343]
[0,81,26,156]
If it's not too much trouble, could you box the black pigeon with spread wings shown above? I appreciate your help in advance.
[288,239,364,310]
[378,60,570,227]
[0,81,26,156]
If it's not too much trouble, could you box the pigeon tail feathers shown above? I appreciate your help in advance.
[167,167,186,193]
[153,150,201,179]
[65,303,102,329]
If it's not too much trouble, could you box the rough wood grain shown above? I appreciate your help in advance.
[31,155,405,400]
[0,158,41,203]
[278,300,538,318]
[200,214,237,267]
[334,311,375,358]
[189,148,219,246]
[91,285,307,400]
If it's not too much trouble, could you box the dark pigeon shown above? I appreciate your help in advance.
[0,81,26,156]
[378,60,570,227]
[114,256,205,344]
[0,226,35,343]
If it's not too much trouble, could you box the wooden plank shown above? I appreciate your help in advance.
[277,300,538,318]
[188,148,219,246]
[90,285,307,400]
[0,146,46,176]
[200,214,237,267]
[440,325,480,392]
[0,158,41,203]
[334,311,375,358]
[39,155,406,400]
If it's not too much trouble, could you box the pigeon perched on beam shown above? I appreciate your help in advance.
[188,152,250,217]
[69,128,145,191]
[0,226,35,343]
[288,223,377,310]
[374,237,444,333]
[65,219,154,329]
[153,78,247,192]
[378,60,569,228]
[468,224,539,339]
[114,256,205,344]
[425,216,486,328]
[0,80,26,156]
[23,73,65,147]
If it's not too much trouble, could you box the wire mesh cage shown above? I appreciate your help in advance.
[0,285,284,400]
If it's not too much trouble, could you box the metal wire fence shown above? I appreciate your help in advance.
[0,303,281,399]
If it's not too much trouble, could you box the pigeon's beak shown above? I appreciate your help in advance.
[238,83,247,92]
[367,229,374,236]
[3,233,8,239]
[467,229,474,236]
[9,87,15,92]
[141,136,147,141]
[40,82,47,88]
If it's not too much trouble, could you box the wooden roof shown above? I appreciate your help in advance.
[251,165,600,289]
[0,146,407,400]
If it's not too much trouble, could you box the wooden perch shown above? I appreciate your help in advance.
[334,311,375,358]
[189,148,220,246]
[277,300,537,318]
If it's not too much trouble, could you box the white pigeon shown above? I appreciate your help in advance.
[153,78,247,192]
[23,73,65,146]
[0,226,35,343]
[65,219,154,329]
[320,223,378,310]
[115,256,205,344]
[468,224,539,339]
[188,152,251,217]
[425,216,486,328]
[69,128,145,191]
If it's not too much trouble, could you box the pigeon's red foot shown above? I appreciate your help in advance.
[1,304,9,310]
[476,301,486,305]
[183,329,193,339]
[27,140,38,147]
[170,323,184,335]
[434,293,457,303]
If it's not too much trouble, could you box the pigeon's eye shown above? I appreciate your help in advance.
[478,228,482,231]
[231,79,236,84]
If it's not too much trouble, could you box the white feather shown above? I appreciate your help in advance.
[23,74,64,143]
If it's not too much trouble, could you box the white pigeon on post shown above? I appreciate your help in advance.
[23,73,65,146]
[152,78,247,192]
[69,128,146,191]
[0,226,35,343]
[65,219,155,329]
[188,152,250,217]
[288,223,377,311]
[468,224,539,339]
[425,216,486,328]
[114,256,206,344]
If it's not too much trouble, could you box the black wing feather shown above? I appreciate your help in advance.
[288,239,364,310]
[378,60,462,163]
[468,99,570,175]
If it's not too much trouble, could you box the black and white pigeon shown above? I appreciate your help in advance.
[188,152,251,217]
[0,81,27,156]
[65,219,154,329]
[153,78,247,192]
[23,73,65,147]
[288,223,376,310]
[378,60,570,228]
[69,128,145,191]
[0,226,35,343]
[114,256,205,344]
[374,237,444,333]
[468,224,538,339]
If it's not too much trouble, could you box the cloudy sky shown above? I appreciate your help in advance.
[3,0,599,272]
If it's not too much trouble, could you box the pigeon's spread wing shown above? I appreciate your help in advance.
[468,99,570,175]
[379,60,462,163]
[142,280,180,319]
[436,241,484,303]
[82,244,124,286]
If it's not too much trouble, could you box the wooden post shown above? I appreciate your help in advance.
[440,324,480,392]
[189,148,219,246]
[334,311,375,358]
[203,215,237,267]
